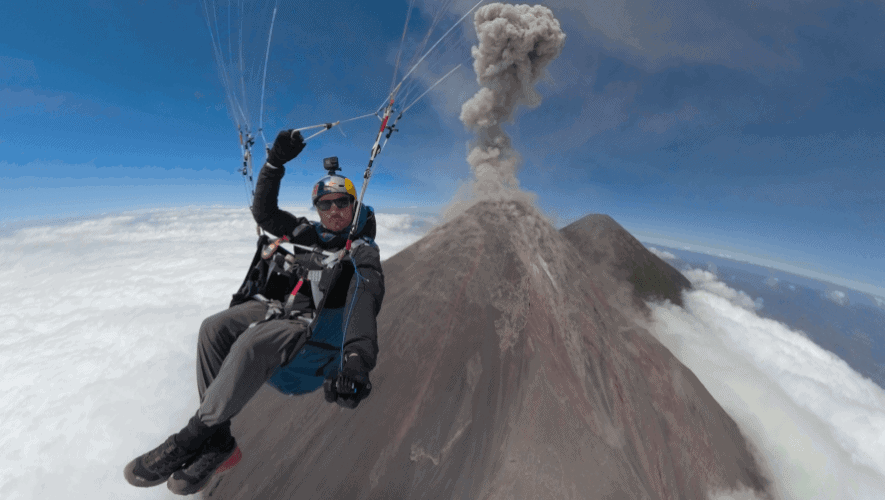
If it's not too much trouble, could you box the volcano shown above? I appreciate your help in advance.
[560,214,693,312]
[206,200,770,499]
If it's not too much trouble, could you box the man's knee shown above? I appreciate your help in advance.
[229,321,305,367]
[229,325,272,356]
[198,310,239,350]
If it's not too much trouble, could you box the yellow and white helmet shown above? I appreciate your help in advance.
[312,175,357,206]
[312,156,357,206]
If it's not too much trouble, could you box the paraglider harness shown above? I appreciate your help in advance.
[229,231,342,321]
[230,152,375,326]
[230,150,378,397]
[229,227,374,396]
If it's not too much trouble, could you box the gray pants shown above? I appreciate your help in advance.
[195,300,309,427]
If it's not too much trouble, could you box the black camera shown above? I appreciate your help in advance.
[323,157,341,175]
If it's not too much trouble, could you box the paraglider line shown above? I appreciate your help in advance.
[374,100,388,116]
[304,122,339,141]
[202,0,246,129]
[400,64,462,116]
[294,112,375,134]
[289,112,374,142]
[399,34,469,105]
[389,0,416,94]
[339,253,365,372]
[294,122,334,133]
[237,1,252,132]
[259,1,279,149]
[339,112,376,124]
[240,169,252,207]
[402,0,453,76]
[395,0,484,90]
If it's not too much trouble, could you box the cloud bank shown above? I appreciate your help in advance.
[825,289,849,306]
[643,270,885,500]
[3,206,883,499]
[648,246,677,260]
[0,206,428,500]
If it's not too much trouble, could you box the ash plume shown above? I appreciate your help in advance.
[457,3,566,202]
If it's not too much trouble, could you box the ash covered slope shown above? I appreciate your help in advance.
[561,214,692,310]
[208,200,768,499]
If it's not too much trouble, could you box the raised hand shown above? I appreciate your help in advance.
[266,129,306,167]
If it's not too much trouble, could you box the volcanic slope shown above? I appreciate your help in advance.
[561,214,692,311]
[206,199,770,500]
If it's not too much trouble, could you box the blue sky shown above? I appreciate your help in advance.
[1,0,883,295]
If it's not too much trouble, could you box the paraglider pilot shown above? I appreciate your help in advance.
[124,130,385,495]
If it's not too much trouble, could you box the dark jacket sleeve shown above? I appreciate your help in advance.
[342,241,385,374]
[251,163,312,240]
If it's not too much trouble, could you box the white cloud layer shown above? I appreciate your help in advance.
[2,208,883,499]
[683,268,763,311]
[825,289,849,306]
[648,246,677,260]
[0,206,429,500]
[643,272,885,500]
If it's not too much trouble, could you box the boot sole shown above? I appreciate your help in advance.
[167,446,241,495]
[124,458,173,487]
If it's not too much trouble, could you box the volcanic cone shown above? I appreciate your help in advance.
[209,200,769,500]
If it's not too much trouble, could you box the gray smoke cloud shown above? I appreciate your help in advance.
[458,3,566,200]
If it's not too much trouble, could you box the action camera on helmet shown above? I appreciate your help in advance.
[323,157,341,175]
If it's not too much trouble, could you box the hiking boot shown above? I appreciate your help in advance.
[167,430,241,495]
[124,434,203,487]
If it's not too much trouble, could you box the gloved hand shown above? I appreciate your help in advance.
[323,353,371,409]
[266,129,306,167]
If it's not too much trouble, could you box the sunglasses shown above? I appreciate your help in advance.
[316,197,353,211]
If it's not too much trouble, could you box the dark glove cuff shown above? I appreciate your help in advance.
[261,162,285,178]
[323,378,338,403]
[342,352,364,374]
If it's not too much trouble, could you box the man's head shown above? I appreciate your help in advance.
[316,192,355,233]
[313,173,357,233]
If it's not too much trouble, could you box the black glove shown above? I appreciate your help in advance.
[323,353,371,409]
[266,129,306,167]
